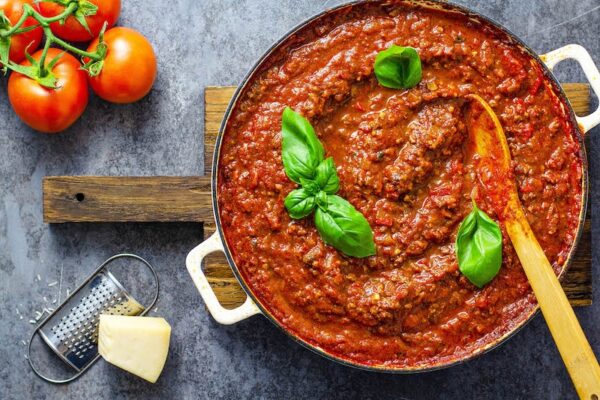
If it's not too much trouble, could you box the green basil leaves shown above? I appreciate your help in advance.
[315,157,339,194]
[284,188,316,219]
[455,203,503,288]
[314,195,376,258]
[374,45,422,89]
[281,107,375,258]
[281,106,325,184]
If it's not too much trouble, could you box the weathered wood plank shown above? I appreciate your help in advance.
[43,176,213,223]
[204,87,236,173]
[562,83,590,116]
[203,223,248,309]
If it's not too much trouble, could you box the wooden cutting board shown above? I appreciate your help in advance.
[43,84,593,308]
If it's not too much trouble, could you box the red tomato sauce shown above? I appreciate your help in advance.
[217,2,583,368]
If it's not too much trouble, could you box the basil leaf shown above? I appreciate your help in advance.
[315,157,339,194]
[280,107,375,258]
[299,177,320,196]
[455,204,503,288]
[281,107,325,184]
[284,188,316,219]
[374,45,422,89]
[315,190,328,210]
[314,195,376,258]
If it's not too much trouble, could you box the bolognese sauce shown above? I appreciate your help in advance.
[217,2,582,368]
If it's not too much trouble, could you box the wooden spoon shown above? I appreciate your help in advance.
[466,94,600,400]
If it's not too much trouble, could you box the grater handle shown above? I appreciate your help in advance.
[27,253,159,384]
[27,329,92,384]
[186,232,261,325]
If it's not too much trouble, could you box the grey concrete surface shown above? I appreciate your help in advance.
[1,0,599,399]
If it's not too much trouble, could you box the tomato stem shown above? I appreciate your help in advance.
[0,3,77,37]
[37,27,53,76]
[42,3,78,24]
[51,35,102,60]
[0,4,33,37]
[1,0,105,72]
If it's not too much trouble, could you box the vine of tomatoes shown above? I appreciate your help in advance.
[0,0,156,133]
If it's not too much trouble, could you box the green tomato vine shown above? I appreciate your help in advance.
[0,0,107,88]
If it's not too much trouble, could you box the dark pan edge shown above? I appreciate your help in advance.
[209,0,589,373]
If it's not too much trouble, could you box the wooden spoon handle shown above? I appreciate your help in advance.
[466,93,599,398]
[506,214,600,400]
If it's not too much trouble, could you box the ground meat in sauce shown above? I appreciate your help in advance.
[382,99,466,200]
[217,2,582,368]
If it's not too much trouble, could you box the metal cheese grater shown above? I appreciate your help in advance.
[27,254,159,384]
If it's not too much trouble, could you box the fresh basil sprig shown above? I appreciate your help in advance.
[284,188,316,219]
[281,107,375,258]
[315,157,339,194]
[281,107,324,184]
[455,203,503,288]
[314,195,376,258]
[374,45,422,89]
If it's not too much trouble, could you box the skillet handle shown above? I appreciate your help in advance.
[542,44,600,134]
[186,232,261,325]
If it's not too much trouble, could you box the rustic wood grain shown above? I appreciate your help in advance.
[203,223,248,309]
[562,83,590,116]
[203,84,593,308]
[43,176,213,223]
[204,87,234,173]
[41,83,593,308]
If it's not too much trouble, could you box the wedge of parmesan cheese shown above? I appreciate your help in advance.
[98,315,171,383]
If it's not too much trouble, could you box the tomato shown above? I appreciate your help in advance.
[38,0,120,42]
[0,0,42,63]
[86,27,156,103]
[8,48,89,133]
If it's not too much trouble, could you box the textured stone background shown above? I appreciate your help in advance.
[1,0,599,399]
